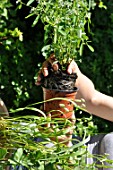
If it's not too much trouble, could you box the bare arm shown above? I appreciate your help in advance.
[76,71,113,122]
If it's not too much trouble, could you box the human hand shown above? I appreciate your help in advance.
[35,53,81,86]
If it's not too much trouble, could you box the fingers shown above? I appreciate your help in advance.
[48,53,59,71]
[36,53,59,86]
[67,60,77,74]
[35,60,50,86]
[35,69,43,86]
[36,53,80,86]
[43,53,57,74]
[40,53,59,76]
[42,60,50,76]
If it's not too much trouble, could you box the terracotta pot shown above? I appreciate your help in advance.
[42,87,78,119]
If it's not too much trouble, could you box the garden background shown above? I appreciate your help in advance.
[0,0,113,133]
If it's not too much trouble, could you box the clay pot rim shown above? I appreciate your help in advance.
[42,86,79,93]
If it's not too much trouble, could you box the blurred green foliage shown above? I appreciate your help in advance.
[0,0,44,110]
[0,111,111,170]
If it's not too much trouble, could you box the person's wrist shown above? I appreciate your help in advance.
[75,69,82,87]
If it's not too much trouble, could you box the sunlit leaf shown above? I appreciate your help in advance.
[27,0,34,6]
[25,13,35,19]
[0,148,7,159]
[87,44,94,52]
[14,148,23,162]
[32,15,40,27]
[79,43,83,56]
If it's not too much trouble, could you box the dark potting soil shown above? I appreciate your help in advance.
[41,69,78,91]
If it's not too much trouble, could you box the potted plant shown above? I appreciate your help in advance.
[27,0,93,119]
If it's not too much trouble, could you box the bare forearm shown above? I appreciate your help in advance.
[76,73,113,122]
[86,91,113,121]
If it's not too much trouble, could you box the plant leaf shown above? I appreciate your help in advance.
[58,27,66,36]
[27,0,34,6]
[25,13,35,19]
[8,159,17,165]
[32,15,40,27]
[87,44,94,52]
[0,148,7,159]
[14,148,23,163]
[79,43,83,56]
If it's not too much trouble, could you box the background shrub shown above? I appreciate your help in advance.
[0,0,44,110]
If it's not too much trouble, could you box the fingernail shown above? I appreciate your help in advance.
[43,68,48,76]
[67,68,72,74]
[37,76,41,81]
[44,70,48,76]
[53,64,58,71]
[0,101,4,106]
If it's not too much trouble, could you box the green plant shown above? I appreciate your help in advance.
[0,104,86,169]
[26,0,94,70]
[1,103,113,170]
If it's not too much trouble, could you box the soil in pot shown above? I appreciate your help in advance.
[41,67,78,91]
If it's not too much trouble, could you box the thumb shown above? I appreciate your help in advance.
[67,60,77,74]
